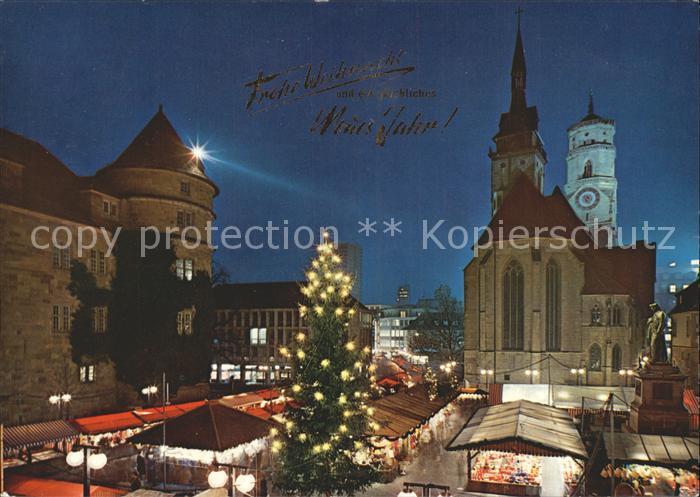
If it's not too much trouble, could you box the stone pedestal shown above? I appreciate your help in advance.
[627,362,689,435]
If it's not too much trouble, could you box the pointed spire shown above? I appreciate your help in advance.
[510,8,527,113]
[588,89,594,115]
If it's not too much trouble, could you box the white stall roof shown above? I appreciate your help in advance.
[603,433,699,467]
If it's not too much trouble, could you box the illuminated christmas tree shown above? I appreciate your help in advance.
[425,366,438,401]
[273,234,380,496]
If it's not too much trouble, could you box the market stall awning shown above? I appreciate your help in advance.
[72,412,144,435]
[603,433,699,468]
[368,384,455,439]
[132,404,187,424]
[5,474,127,497]
[128,400,275,451]
[2,420,79,451]
[219,392,265,409]
[446,400,588,459]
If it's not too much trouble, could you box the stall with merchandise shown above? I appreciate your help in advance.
[446,400,588,496]
[602,432,699,496]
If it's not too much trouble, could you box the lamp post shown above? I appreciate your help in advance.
[618,368,634,387]
[48,393,71,419]
[208,463,256,497]
[66,444,108,497]
[570,368,586,386]
[524,369,539,384]
[141,385,158,405]
[479,368,494,387]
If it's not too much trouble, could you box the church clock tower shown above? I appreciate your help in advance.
[489,16,547,214]
[564,92,617,241]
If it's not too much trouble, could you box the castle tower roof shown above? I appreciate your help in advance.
[104,106,209,181]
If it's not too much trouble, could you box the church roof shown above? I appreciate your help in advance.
[477,174,656,306]
[478,174,588,246]
[103,106,210,181]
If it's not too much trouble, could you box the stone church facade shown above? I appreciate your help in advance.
[0,107,217,424]
[464,23,655,387]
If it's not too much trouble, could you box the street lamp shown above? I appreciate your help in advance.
[141,385,158,405]
[570,368,586,386]
[49,393,71,419]
[208,463,256,496]
[618,368,634,386]
[524,370,540,384]
[66,444,108,497]
[480,368,494,387]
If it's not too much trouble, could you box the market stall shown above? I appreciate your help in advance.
[446,400,587,496]
[127,400,276,489]
[602,432,699,496]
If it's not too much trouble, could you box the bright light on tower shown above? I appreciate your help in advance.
[191,144,209,161]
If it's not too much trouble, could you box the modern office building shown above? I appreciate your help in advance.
[337,242,363,300]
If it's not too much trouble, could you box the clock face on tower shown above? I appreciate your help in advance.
[575,187,601,210]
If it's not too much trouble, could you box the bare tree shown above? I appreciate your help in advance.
[409,285,464,361]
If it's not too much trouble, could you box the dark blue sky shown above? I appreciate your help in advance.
[2,2,698,303]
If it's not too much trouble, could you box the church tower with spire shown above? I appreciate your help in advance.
[489,15,547,214]
[563,92,618,241]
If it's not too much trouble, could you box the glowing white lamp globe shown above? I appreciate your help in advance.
[88,453,107,470]
[208,469,228,489]
[235,473,256,493]
[66,450,84,467]
[49,395,60,405]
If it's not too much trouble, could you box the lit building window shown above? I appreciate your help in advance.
[80,364,96,383]
[250,327,267,345]
[669,284,677,293]
[591,304,602,325]
[177,309,194,335]
[176,259,194,280]
[90,250,97,273]
[589,343,602,371]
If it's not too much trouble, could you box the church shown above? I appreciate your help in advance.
[462,20,656,387]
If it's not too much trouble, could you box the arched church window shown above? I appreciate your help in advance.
[591,304,602,325]
[503,260,524,350]
[583,160,593,178]
[589,343,602,371]
[612,344,622,371]
[545,259,561,351]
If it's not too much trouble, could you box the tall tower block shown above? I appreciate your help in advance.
[489,18,547,214]
[564,92,618,241]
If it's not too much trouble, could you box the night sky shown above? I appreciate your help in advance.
[2,2,697,304]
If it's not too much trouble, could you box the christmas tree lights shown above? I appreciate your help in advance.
[273,234,379,496]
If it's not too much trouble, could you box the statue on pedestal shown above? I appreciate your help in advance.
[645,302,668,364]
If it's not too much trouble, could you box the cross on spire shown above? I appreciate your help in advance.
[515,7,524,29]
[588,89,594,115]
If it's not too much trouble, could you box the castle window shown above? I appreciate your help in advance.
[98,251,106,275]
[90,250,97,273]
[589,343,602,371]
[503,260,524,350]
[177,309,194,335]
[103,200,109,214]
[110,203,117,216]
[612,344,622,372]
[61,248,71,270]
[591,304,602,325]
[92,306,107,333]
[52,305,60,332]
[583,160,593,178]
[62,306,70,332]
[545,260,561,351]
[52,247,60,268]
[176,258,194,281]
[79,364,96,384]
[180,181,190,195]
